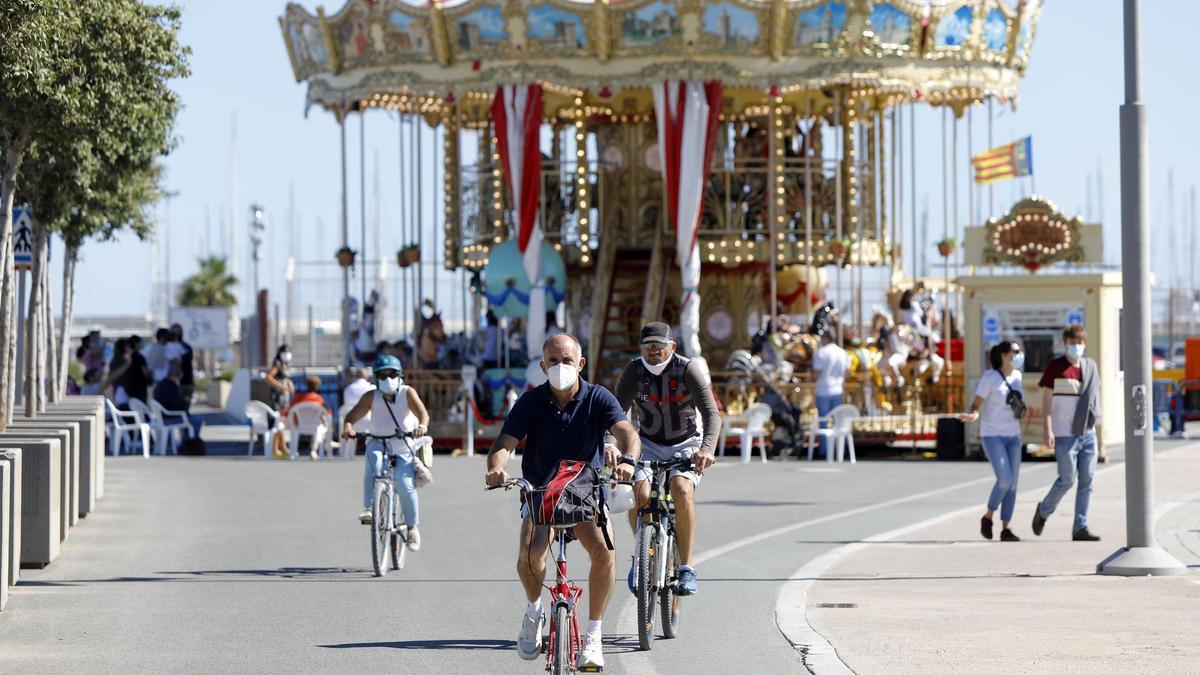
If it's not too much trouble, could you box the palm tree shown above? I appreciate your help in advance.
[176,256,238,307]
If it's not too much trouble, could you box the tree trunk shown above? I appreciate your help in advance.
[57,244,78,399]
[24,219,47,417]
[43,245,57,405]
[0,123,33,431]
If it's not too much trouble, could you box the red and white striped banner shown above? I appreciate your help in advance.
[653,80,722,358]
[492,84,546,360]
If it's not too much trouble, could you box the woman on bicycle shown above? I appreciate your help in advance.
[958,340,1026,542]
[343,354,430,550]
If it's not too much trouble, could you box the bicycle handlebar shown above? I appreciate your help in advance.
[620,453,696,472]
[352,430,420,440]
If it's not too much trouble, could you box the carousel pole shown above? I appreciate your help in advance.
[768,92,781,334]
[833,89,843,344]
[360,109,368,312]
[416,114,425,321]
[910,101,917,279]
[803,94,813,319]
[987,98,995,218]
[1098,0,1185,576]
[941,105,951,412]
[967,101,975,227]
[891,106,899,277]
[340,106,352,372]
[397,113,407,339]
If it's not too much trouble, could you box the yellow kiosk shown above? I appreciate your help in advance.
[960,197,1122,459]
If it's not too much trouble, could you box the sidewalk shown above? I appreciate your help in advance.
[806,441,1200,674]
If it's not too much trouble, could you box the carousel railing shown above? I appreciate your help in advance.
[700,156,840,240]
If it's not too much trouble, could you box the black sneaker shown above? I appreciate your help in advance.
[1000,529,1020,542]
[980,516,994,540]
[1072,527,1101,542]
[1031,509,1046,536]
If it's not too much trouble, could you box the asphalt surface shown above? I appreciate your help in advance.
[0,448,1169,673]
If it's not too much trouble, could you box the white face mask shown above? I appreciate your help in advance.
[1066,343,1085,360]
[546,363,579,391]
[377,377,400,394]
[280,352,293,364]
[1011,353,1025,371]
[641,356,670,376]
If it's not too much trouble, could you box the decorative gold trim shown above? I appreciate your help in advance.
[279,16,302,82]
[431,1,452,66]
[769,0,787,60]
[317,6,343,74]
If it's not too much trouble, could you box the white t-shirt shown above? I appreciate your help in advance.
[812,343,850,397]
[343,378,373,410]
[975,369,1023,438]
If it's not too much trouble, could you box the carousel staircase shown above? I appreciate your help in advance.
[591,247,672,390]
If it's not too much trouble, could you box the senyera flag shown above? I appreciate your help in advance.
[972,136,1033,185]
[653,80,722,358]
[492,84,546,360]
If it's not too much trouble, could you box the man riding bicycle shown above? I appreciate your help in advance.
[615,322,721,596]
[343,354,430,550]
[484,334,641,671]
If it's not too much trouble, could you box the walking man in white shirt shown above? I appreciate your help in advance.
[811,330,849,460]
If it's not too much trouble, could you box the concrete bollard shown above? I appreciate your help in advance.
[9,421,80,530]
[0,449,20,586]
[0,429,72,545]
[0,461,9,609]
[38,411,100,517]
[52,398,106,501]
[0,438,61,567]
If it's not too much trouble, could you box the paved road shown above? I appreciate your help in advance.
[0,451,1138,673]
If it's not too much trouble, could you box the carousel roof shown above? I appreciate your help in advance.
[280,0,1043,120]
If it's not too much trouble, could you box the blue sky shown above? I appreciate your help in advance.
[52,1,1200,323]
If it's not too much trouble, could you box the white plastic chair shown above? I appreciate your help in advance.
[105,398,150,457]
[150,400,195,455]
[723,402,771,464]
[287,402,331,460]
[128,399,170,456]
[244,400,278,457]
[805,404,860,463]
[716,411,748,458]
[336,402,370,460]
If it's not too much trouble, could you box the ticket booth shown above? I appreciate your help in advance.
[960,197,1122,458]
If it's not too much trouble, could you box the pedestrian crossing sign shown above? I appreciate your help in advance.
[13,208,33,270]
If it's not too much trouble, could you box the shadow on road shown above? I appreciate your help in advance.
[319,638,516,651]
[699,499,817,508]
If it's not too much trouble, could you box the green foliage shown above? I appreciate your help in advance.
[177,256,238,307]
[5,1,190,247]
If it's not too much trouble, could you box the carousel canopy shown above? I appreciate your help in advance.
[281,0,1043,120]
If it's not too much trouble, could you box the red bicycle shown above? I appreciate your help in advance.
[488,477,608,674]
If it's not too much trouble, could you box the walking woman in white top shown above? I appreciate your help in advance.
[959,341,1027,542]
[342,354,430,550]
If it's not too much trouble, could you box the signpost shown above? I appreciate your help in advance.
[13,208,33,405]
[168,306,234,350]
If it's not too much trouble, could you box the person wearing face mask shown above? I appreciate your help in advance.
[484,334,641,671]
[264,344,296,411]
[1032,324,1102,542]
[614,322,720,596]
[343,354,430,545]
[959,341,1027,542]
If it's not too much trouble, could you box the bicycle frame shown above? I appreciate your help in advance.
[637,465,678,591]
[547,527,585,671]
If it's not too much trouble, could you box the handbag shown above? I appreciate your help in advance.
[1001,374,1027,420]
[382,391,433,468]
[412,459,434,488]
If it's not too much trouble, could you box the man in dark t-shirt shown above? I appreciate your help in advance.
[485,333,640,671]
[119,335,151,408]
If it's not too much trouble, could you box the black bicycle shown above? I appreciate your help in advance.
[357,431,425,577]
[625,453,694,651]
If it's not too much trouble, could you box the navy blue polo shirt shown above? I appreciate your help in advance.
[500,380,627,487]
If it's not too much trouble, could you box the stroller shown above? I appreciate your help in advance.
[726,350,803,456]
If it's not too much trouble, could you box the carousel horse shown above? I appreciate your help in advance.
[416,312,446,369]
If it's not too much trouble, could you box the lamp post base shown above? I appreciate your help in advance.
[1097,546,1188,576]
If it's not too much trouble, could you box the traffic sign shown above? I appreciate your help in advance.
[982,313,1002,345]
[13,208,33,270]
[1066,308,1085,328]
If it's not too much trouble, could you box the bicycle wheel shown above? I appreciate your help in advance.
[551,603,571,675]
[390,503,406,570]
[660,534,681,639]
[370,480,389,577]
[636,524,657,651]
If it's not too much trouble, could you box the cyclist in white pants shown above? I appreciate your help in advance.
[614,322,721,596]
[342,354,429,551]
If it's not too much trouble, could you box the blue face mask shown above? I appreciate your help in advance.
[1066,343,1085,360]
[1011,353,1025,371]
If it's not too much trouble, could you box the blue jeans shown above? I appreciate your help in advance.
[815,393,844,458]
[981,435,1023,522]
[362,440,419,527]
[1037,431,1098,532]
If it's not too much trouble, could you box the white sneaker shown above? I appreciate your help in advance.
[406,527,421,551]
[576,632,604,670]
[517,608,545,661]
[358,509,372,525]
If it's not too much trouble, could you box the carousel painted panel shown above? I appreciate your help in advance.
[697,0,765,54]
[616,0,683,56]
[447,2,511,60]
[524,2,591,57]
[281,6,331,79]
[865,1,916,52]
[377,4,436,63]
[788,0,848,53]
[1012,0,1041,70]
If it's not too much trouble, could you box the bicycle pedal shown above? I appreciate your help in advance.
[577,666,602,673]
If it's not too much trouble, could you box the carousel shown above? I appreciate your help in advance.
[279,0,1044,443]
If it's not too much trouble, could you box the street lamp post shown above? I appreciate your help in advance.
[250,204,266,299]
[1097,0,1186,576]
